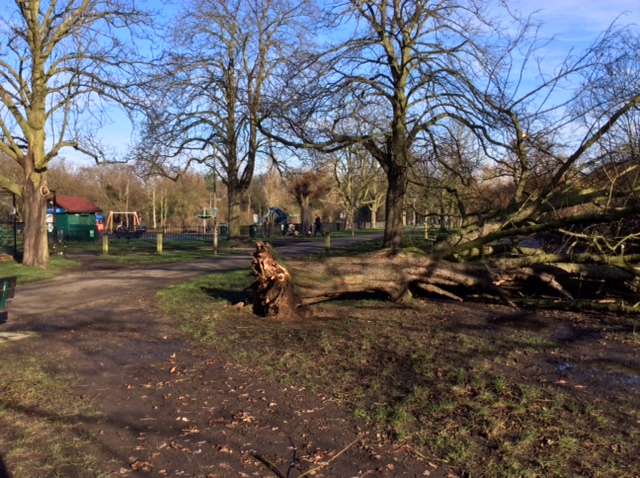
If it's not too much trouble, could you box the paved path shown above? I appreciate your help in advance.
[8,234,382,319]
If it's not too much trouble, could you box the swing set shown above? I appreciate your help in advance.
[105,211,144,238]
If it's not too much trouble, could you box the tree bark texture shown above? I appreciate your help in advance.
[251,245,639,316]
[383,165,407,250]
[287,251,515,307]
[21,152,50,268]
[251,242,298,318]
[227,184,243,239]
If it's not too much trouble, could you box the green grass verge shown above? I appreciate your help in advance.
[0,349,111,477]
[157,271,640,478]
[0,255,80,284]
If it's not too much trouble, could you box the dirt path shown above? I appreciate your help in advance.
[1,236,445,477]
[2,293,440,477]
[8,235,382,319]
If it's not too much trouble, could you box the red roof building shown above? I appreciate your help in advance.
[54,196,102,214]
[48,196,103,241]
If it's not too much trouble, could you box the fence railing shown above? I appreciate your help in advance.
[46,221,354,243]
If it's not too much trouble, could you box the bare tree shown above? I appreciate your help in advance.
[327,146,381,235]
[253,6,640,315]
[288,169,330,234]
[261,0,534,249]
[0,0,153,266]
[135,0,318,239]
[429,24,640,260]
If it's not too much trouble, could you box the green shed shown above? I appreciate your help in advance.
[48,196,102,241]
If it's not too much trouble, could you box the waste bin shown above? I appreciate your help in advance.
[335,221,341,232]
[249,225,257,239]
[220,224,228,237]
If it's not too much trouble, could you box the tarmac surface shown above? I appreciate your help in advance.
[8,234,383,320]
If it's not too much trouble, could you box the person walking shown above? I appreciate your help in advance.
[314,215,325,237]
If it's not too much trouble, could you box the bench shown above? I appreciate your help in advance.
[0,276,17,323]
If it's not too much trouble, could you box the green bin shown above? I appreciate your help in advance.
[220,224,228,237]
[249,225,257,239]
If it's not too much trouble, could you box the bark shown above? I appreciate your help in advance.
[383,165,407,249]
[22,168,49,267]
[250,245,639,316]
[227,183,244,239]
[286,250,515,307]
[251,242,298,318]
[369,207,377,229]
[298,197,313,235]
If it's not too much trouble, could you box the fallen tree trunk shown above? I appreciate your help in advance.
[257,248,516,310]
[250,244,640,318]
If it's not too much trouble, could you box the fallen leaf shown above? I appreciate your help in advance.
[130,460,154,472]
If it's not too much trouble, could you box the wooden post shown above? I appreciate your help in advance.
[325,232,331,253]
[157,232,163,255]
[102,234,109,255]
[213,217,218,256]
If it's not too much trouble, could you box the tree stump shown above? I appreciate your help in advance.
[251,241,298,318]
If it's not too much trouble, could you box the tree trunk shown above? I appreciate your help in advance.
[369,207,377,229]
[228,185,243,239]
[383,165,407,249]
[249,245,639,316]
[299,197,313,235]
[288,251,514,306]
[152,186,158,228]
[22,170,49,267]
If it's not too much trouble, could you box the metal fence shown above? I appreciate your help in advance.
[108,225,229,243]
[0,192,17,257]
[75,220,350,243]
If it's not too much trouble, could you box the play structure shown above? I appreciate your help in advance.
[256,207,289,226]
[105,211,145,238]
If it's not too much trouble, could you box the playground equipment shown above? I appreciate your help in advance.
[256,207,289,226]
[105,211,144,238]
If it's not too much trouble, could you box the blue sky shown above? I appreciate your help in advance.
[61,0,640,167]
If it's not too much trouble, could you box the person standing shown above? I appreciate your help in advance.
[314,215,325,237]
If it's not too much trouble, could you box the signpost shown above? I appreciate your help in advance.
[212,207,218,256]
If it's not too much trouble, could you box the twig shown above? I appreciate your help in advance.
[251,452,286,478]
[297,433,364,477]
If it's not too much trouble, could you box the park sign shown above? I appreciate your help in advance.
[197,209,211,219]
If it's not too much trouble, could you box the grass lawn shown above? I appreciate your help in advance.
[157,269,640,478]
[0,352,110,477]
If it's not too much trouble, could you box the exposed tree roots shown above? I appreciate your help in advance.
[251,241,297,318]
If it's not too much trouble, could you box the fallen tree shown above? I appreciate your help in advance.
[250,238,640,319]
